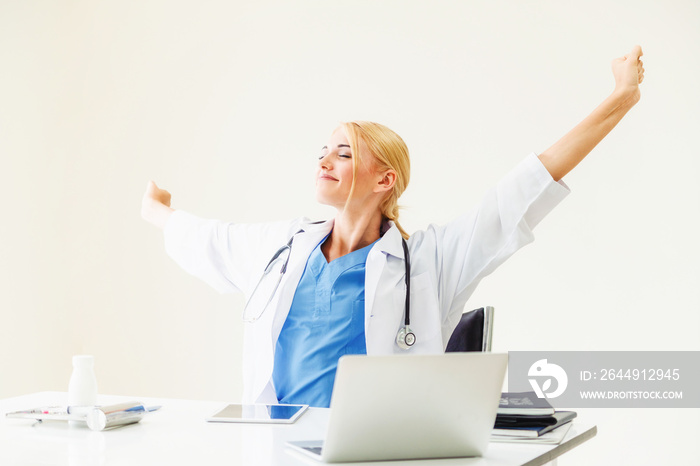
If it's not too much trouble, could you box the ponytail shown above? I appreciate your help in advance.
[340,121,411,240]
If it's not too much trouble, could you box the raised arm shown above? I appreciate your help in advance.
[538,45,645,182]
[141,180,174,229]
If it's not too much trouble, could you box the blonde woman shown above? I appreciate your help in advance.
[142,46,644,408]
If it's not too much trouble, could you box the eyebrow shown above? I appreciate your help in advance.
[321,144,352,150]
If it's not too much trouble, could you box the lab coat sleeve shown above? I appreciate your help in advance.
[163,210,294,295]
[427,153,570,328]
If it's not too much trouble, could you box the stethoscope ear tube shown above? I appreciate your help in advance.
[242,230,302,323]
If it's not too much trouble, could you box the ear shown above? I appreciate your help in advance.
[374,169,397,194]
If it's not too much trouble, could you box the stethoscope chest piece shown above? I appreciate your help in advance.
[396,325,416,350]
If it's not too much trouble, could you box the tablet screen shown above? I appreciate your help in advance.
[206,403,308,424]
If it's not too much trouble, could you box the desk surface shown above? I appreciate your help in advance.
[0,392,596,466]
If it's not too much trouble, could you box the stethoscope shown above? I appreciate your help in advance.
[242,231,416,350]
[395,238,416,350]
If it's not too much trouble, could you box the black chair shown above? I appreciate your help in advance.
[445,306,494,352]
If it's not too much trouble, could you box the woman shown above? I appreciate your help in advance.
[142,46,644,408]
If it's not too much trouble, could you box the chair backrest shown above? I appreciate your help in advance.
[445,306,494,352]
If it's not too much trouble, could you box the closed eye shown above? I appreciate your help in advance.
[318,153,352,160]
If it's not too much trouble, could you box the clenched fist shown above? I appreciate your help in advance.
[141,180,174,229]
[611,45,645,104]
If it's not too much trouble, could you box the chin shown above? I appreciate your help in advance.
[315,191,344,210]
[315,190,330,206]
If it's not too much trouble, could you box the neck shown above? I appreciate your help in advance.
[322,208,383,262]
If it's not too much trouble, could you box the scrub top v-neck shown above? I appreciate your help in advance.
[272,238,376,408]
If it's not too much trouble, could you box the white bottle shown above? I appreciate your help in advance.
[68,355,98,414]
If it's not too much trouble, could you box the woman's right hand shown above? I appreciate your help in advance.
[141,180,174,229]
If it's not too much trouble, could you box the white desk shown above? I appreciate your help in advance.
[0,392,596,466]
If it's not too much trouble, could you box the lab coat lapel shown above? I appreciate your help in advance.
[365,224,404,353]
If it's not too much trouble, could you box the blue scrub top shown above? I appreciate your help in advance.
[272,238,376,408]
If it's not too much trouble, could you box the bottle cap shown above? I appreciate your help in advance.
[72,355,94,366]
[86,402,146,431]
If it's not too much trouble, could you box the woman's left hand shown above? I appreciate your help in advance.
[611,45,645,102]
[538,45,646,181]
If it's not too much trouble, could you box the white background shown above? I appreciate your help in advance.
[1,1,698,464]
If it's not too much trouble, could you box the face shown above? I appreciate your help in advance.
[315,127,379,210]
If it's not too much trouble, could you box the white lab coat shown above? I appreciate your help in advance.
[163,153,569,403]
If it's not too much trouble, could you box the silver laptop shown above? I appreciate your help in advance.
[286,352,507,463]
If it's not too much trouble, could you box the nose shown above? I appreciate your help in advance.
[318,153,332,170]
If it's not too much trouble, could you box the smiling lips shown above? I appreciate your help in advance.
[318,173,338,181]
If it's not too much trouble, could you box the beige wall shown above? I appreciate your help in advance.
[1,1,698,464]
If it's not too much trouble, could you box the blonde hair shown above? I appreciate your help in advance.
[340,121,411,239]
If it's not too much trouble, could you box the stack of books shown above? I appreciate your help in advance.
[490,391,577,444]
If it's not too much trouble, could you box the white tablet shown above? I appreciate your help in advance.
[206,403,308,424]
